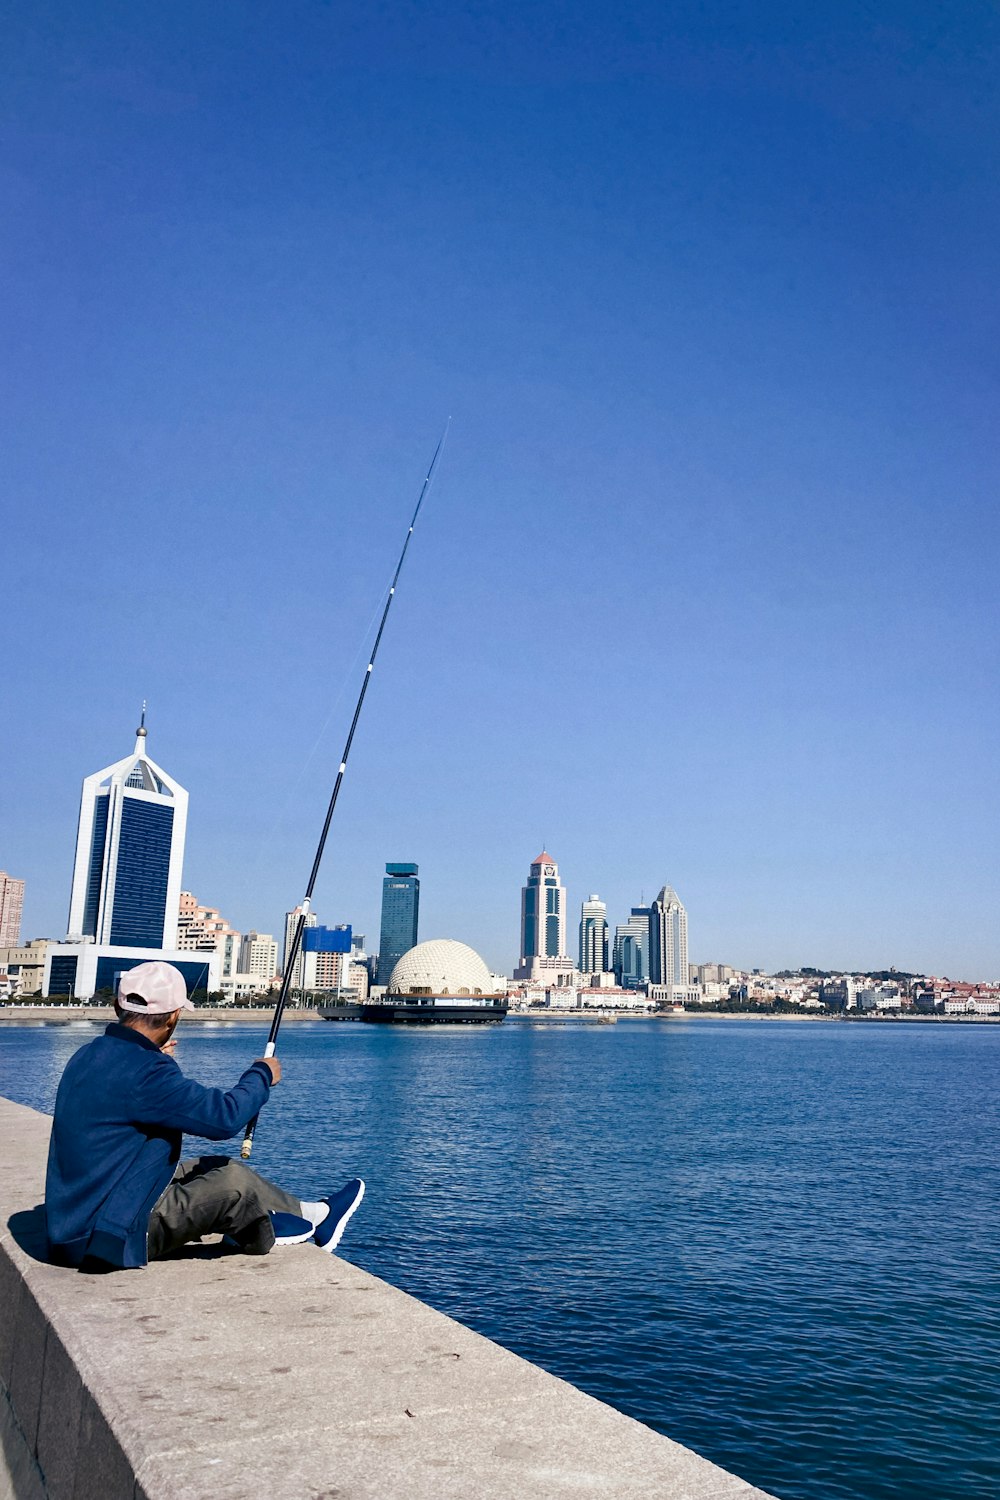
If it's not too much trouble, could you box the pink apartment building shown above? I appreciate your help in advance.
[0,872,24,947]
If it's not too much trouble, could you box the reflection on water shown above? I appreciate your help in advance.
[2,1017,998,1500]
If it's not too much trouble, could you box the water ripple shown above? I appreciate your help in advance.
[2,1017,998,1500]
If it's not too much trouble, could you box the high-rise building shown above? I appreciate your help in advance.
[376,863,419,985]
[177,892,240,953]
[67,713,187,949]
[514,851,574,981]
[44,716,216,999]
[0,873,24,947]
[283,904,319,988]
[176,892,240,994]
[239,931,278,984]
[579,894,609,974]
[0,939,48,997]
[649,885,689,994]
[300,924,354,993]
[613,907,651,989]
[347,933,371,999]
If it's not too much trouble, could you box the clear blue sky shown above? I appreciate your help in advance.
[4,1,999,978]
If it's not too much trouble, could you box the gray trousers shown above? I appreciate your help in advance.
[147,1156,302,1260]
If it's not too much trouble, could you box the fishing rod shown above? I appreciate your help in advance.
[242,425,449,1159]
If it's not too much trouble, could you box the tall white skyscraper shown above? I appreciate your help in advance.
[45,714,218,1000]
[514,851,574,981]
[650,885,688,994]
[578,895,609,974]
[67,713,187,949]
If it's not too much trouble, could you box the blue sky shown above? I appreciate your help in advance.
[4,1,999,978]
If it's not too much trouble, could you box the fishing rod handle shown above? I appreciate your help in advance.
[240,1040,277,1159]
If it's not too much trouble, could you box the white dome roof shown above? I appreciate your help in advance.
[388,939,495,995]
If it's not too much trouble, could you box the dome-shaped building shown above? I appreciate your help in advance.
[362,938,507,1024]
[388,939,495,996]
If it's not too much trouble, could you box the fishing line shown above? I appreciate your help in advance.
[238,587,389,902]
[241,422,450,1159]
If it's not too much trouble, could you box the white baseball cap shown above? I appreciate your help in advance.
[117,961,195,1015]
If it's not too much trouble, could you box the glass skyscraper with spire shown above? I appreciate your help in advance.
[44,715,216,999]
[514,851,574,981]
[66,712,187,949]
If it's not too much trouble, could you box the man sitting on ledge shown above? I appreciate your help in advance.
[45,960,364,1271]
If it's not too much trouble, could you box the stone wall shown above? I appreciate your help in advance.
[1,1097,775,1499]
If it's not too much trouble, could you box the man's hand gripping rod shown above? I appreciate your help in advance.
[242,427,448,1159]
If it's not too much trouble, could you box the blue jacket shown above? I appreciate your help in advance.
[45,1022,273,1269]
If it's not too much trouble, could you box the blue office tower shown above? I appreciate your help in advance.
[376,863,419,985]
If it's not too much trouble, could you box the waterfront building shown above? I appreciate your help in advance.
[514,851,574,981]
[284,904,319,988]
[649,886,689,998]
[44,716,217,999]
[855,985,903,1012]
[0,939,49,998]
[344,933,371,999]
[218,972,271,1002]
[376,863,420,985]
[577,985,651,1011]
[177,892,234,951]
[388,939,496,995]
[348,956,371,999]
[943,991,1000,1015]
[578,895,609,975]
[300,923,353,992]
[177,892,239,953]
[369,938,507,1023]
[239,932,278,985]
[177,892,240,991]
[0,873,25,947]
[820,977,857,1011]
[613,907,651,989]
[66,714,187,949]
[696,962,734,985]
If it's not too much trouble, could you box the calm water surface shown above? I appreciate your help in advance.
[2,1017,998,1500]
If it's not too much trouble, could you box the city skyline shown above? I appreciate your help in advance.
[8,738,1000,983]
[4,6,999,978]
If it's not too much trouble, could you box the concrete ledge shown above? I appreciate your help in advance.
[1,1097,777,1499]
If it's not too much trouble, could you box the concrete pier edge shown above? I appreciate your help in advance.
[0,1096,777,1500]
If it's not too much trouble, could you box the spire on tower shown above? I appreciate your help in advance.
[135,700,148,751]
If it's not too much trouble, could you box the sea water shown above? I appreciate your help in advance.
[2,1016,998,1500]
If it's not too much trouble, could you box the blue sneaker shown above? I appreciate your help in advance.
[314,1179,365,1251]
[270,1211,316,1246]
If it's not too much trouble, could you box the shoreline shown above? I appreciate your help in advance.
[0,1005,997,1027]
[0,1005,323,1024]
